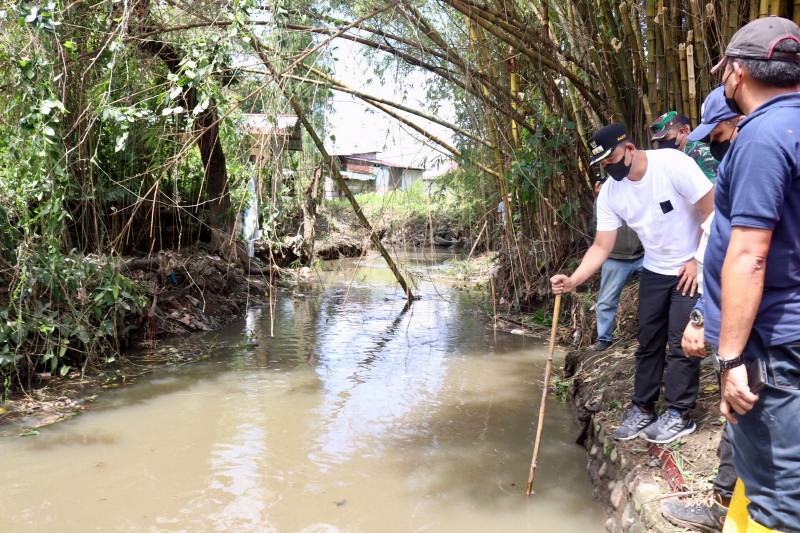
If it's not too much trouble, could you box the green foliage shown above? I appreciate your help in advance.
[0,253,148,396]
[552,377,572,402]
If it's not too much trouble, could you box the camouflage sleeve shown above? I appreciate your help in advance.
[684,141,719,183]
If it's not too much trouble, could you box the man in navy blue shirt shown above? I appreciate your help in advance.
[703,16,800,531]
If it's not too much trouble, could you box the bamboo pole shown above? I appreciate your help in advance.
[795,0,800,25]
[760,0,769,17]
[250,40,417,301]
[526,293,562,495]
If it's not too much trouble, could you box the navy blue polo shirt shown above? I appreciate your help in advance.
[704,92,800,346]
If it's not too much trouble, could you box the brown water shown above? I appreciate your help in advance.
[0,251,606,532]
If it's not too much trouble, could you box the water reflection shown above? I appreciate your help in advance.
[0,251,605,532]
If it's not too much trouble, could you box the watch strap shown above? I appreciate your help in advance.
[717,355,744,372]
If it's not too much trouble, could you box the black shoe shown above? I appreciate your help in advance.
[591,340,612,352]
[661,493,728,532]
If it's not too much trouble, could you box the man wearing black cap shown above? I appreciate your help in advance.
[552,122,714,444]
[702,16,800,531]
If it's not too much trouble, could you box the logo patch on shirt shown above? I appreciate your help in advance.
[660,200,674,214]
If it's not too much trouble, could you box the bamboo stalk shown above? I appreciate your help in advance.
[466,17,512,235]
[250,39,416,301]
[661,7,680,111]
[795,0,800,25]
[760,0,769,17]
[629,3,648,90]
[589,46,625,122]
[646,0,658,113]
[689,0,708,98]
[686,44,698,124]
[654,6,666,111]
[679,44,690,116]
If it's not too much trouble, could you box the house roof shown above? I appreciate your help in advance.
[338,154,424,171]
[242,113,300,135]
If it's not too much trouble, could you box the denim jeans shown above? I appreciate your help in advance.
[729,334,800,530]
[596,256,644,342]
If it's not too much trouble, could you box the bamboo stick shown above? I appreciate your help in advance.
[769,0,781,16]
[795,0,800,25]
[760,0,769,17]
[526,293,562,495]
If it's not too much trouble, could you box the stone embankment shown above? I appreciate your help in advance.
[564,347,726,532]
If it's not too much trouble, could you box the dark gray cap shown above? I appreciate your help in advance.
[712,16,800,73]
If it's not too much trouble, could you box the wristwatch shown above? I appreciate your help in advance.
[714,354,744,373]
[689,308,704,326]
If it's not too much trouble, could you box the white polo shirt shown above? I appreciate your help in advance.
[596,149,712,276]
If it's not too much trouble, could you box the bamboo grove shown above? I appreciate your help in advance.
[0,0,796,391]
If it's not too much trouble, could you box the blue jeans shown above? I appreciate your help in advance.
[596,257,644,342]
[729,334,800,530]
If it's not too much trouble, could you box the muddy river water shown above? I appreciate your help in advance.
[0,251,605,532]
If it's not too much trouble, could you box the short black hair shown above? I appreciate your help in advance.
[734,39,800,87]
[676,114,691,126]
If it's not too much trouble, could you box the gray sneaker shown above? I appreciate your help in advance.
[612,405,657,440]
[661,492,728,532]
[640,409,697,444]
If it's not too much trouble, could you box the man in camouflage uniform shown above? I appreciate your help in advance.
[650,111,718,183]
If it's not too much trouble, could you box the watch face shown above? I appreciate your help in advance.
[713,355,721,372]
[690,309,704,326]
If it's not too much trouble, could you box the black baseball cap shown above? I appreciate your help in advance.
[712,16,800,74]
[587,123,630,165]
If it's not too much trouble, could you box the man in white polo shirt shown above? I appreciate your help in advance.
[551,123,714,443]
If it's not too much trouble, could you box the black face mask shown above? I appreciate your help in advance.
[723,70,743,115]
[709,139,731,161]
[657,137,679,150]
[605,148,631,181]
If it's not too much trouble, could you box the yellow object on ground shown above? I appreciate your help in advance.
[723,479,784,533]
